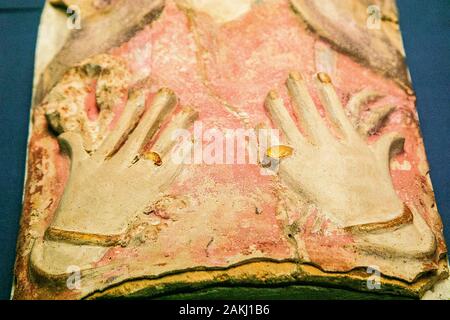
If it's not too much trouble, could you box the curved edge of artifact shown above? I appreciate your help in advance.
[263,71,437,262]
[26,239,449,300]
[46,259,450,299]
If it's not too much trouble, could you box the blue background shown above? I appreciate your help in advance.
[0,0,448,299]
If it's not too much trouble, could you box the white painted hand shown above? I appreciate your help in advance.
[265,72,410,232]
[46,87,198,247]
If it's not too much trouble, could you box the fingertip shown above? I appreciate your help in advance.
[181,106,199,120]
[317,72,332,84]
[288,71,304,82]
[157,87,176,97]
[267,90,279,101]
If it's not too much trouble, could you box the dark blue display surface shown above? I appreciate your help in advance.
[0,0,448,300]
[0,0,45,299]
[397,1,450,247]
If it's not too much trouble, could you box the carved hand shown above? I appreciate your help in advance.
[264,72,410,232]
[46,87,198,247]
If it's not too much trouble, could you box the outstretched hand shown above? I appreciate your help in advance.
[46,87,198,247]
[264,72,411,232]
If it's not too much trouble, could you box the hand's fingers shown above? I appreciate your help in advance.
[150,107,199,161]
[153,159,185,192]
[45,54,131,154]
[286,71,333,145]
[95,61,135,143]
[86,54,129,110]
[114,88,178,165]
[264,90,307,146]
[45,108,65,135]
[346,89,383,121]
[95,76,123,113]
[315,73,359,141]
[58,132,89,168]
[93,87,147,161]
[357,104,396,137]
[146,141,194,193]
[372,131,405,168]
[255,122,294,169]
